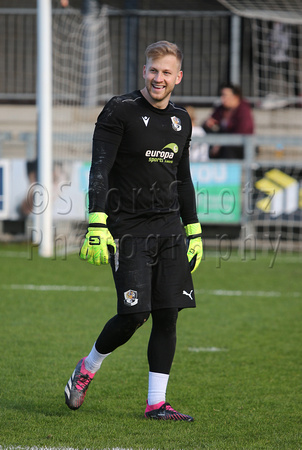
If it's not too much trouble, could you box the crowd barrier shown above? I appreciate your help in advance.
[0,132,301,254]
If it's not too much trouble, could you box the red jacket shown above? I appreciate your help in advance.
[209,99,254,134]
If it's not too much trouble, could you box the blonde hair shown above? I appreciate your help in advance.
[145,40,183,67]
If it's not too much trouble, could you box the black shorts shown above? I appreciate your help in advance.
[110,234,196,314]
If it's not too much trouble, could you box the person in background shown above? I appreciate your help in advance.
[203,83,254,159]
[186,105,209,162]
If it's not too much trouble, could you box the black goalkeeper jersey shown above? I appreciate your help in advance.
[89,90,198,238]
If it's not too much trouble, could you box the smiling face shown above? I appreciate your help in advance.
[141,55,183,109]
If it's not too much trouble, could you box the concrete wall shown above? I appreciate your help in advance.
[1,105,302,160]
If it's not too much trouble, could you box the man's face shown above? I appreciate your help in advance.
[142,55,183,109]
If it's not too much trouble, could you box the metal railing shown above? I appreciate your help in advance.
[0,131,301,251]
[0,8,256,103]
[191,134,302,251]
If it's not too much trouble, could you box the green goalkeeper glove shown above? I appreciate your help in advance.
[185,222,203,273]
[80,212,116,266]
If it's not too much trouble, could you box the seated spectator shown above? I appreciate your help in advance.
[203,83,254,159]
[186,105,209,162]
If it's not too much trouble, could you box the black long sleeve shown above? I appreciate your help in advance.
[177,147,198,225]
[88,139,118,212]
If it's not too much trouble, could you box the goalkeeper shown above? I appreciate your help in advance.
[65,40,203,421]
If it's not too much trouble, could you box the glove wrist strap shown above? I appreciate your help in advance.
[89,212,107,225]
[88,223,107,229]
[187,233,202,240]
[185,222,202,237]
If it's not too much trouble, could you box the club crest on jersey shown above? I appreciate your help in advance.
[124,289,138,307]
[171,116,182,132]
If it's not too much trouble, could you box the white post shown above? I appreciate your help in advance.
[37,0,53,257]
[230,14,241,86]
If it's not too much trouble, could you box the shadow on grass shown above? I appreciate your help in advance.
[0,395,144,421]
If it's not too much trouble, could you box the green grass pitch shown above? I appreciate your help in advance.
[0,242,301,449]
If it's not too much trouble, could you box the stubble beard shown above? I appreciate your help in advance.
[146,82,173,106]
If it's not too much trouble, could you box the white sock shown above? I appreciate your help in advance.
[147,371,169,406]
[84,343,111,374]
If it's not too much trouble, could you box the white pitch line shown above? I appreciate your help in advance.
[1,284,113,292]
[0,284,300,298]
[195,288,301,298]
[188,347,228,353]
[0,447,133,450]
